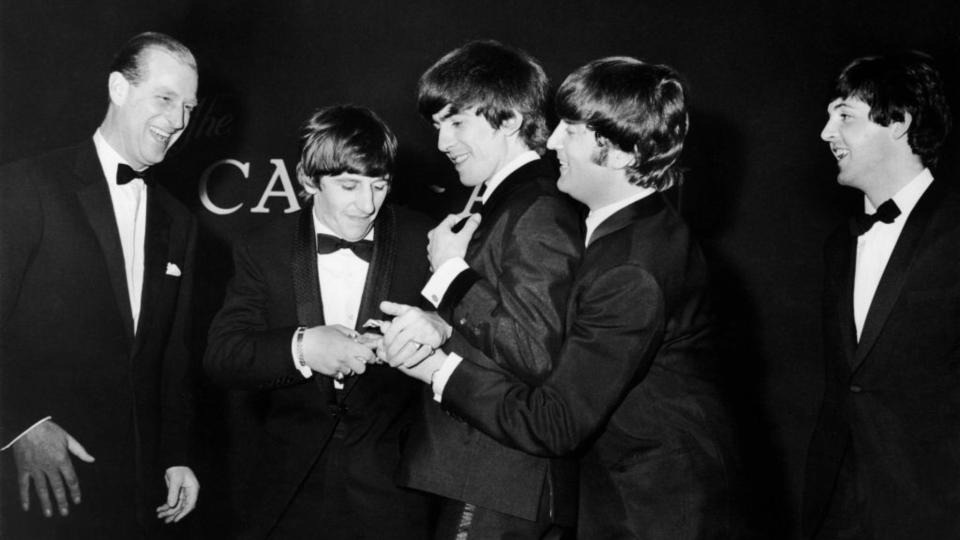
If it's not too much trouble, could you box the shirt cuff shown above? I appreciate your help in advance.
[1,416,52,451]
[432,352,464,402]
[422,258,470,307]
[291,328,313,378]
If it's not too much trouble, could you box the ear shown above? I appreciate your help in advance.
[604,145,635,171]
[890,111,912,140]
[108,72,130,106]
[499,109,523,137]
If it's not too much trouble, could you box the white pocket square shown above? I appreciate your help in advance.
[166,263,182,277]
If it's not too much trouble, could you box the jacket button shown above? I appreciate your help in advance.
[458,318,467,326]
[849,385,863,393]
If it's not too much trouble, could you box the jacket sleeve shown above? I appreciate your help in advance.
[203,240,306,390]
[442,263,664,456]
[440,194,582,383]
[0,165,49,446]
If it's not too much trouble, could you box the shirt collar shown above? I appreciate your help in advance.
[93,129,142,187]
[585,187,657,245]
[864,168,934,222]
[480,150,539,204]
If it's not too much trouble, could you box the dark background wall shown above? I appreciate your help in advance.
[2,1,959,537]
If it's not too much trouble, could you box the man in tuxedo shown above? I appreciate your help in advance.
[203,105,436,539]
[0,32,201,538]
[388,57,740,539]
[381,40,583,538]
[802,52,958,539]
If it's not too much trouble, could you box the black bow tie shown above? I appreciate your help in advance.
[849,199,901,236]
[116,163,153,186]
[316,233,374,262]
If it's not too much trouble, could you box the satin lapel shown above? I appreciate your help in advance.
[343,205,398,396]
[478,159,552,222]
[73,144,135,345]
[588,193,665,247]
[853,182,940,370]
[133,188,171,355]
[292,208,324,327]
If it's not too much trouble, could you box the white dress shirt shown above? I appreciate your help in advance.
[94,130,149,332]
[853,169,933,340]
[291,214,372,381]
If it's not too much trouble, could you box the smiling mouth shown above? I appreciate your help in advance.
[447,153,468,166]
[150,127,172,146]
[830,145,849,161]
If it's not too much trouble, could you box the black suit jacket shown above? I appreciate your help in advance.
[204,204,435,540]
[803,179,960,539]
[442,193,739,539]
[0,141,199,538]
[399,158,584,524]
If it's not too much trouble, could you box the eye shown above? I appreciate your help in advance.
[373,183,389,192]
[340,182,358,191]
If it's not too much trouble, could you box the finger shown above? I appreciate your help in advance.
[379,300,411,318]
[45,471,70,516]
[458,213,482,236]
[402,342,434,368]
[66,435,95,463]
[177,485,199,522]
[329,324,359,338]
[32,472,53,517]
[437,213,462,230]
[344,355,368,376]
[19,470,31,511]
[166,479,181,508]
[59,460,82,505]
[390,340,431,369]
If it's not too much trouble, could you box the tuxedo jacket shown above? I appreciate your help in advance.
[0,141,198,538]
[204,204,435,540]
[442,193,740,539]
[803,179,960,539]
[398,158,584,524]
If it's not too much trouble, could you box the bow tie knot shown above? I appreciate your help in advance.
[849,199,901,236]
[316,233,374,262]
[116,163,153,186]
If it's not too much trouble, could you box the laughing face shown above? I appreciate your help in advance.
[107,47,198,170]
[820,97,898,193]
[547,120,608,209]
[431,105,513,187]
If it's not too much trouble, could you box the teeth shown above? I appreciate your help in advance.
[150,127,171,143]
[831,146,848,160]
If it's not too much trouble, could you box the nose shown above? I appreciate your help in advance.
[167,104,188,131]
[355,184,376,215]
[437,123,455,152]
[547,123,564,150]
[820,117,836,142]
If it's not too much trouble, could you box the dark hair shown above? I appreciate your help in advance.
[295,105,398,198]
[417,40,549,151]
[556,56,689,190]
[109,32,196,84]
[834,51,951,168]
